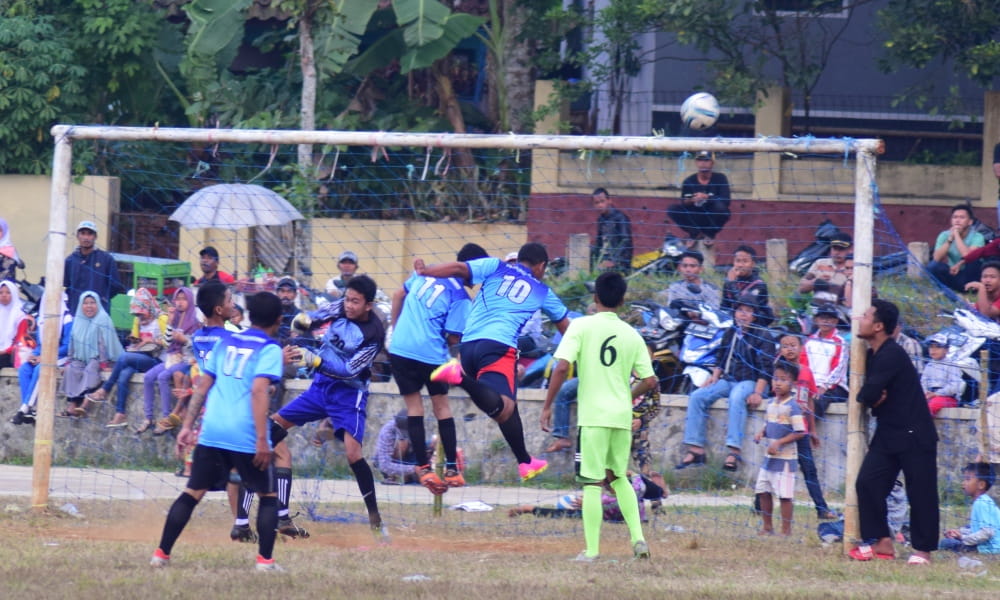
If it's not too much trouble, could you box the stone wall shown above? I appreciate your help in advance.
[0,369,979,494]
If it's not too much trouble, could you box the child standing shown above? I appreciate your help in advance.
[753,360,807,536]
[921,333,963,415]
[779,332,837,520]
[940,462,1000,554]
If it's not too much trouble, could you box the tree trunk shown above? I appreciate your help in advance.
[296,10,316,281]
[433,61,482,218]
[502,0,534,133]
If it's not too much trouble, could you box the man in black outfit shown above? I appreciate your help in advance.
[852,299,939,564]
[591,188,633,273]
[668,151,731,245]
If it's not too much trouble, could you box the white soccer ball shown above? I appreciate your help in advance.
[680,92,720,131]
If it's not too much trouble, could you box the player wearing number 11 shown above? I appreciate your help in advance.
[418,242,571,481]
[542,271,656,561]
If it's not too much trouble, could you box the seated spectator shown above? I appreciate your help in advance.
[227,303,247,332]
[84,288,168,426]
[373,409,428,484]
[798,233,853,300]
[940,462,1000,554]
[324,251,359,299]
[10,293,72,425]
[0,280,29,369]
[921,333,963,416]
[801,304,849,418]
[61,291,123,417]
[964,261,1000,394]
[631,350,662,475]
[590,187,633,273]
[668,151,731,246]
[676,294,773,471]
[928,204,985,296]
[722,245,773,326]
[143,287,201,435]
[544,377,578,453]
[192,246,235,285]
[664,250,721,317]
[893,323,925,375]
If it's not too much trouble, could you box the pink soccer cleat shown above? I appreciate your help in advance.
[430,359,463,385]
[518,457,548,481]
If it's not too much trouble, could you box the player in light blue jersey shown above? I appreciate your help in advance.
[271,275,389,540]
[417,242,571,481]
[389,243,488,495]
[151,292,286,572]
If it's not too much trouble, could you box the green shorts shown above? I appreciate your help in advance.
[576,425,632,483]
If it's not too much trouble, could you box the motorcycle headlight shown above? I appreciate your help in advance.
[658,308,681,331]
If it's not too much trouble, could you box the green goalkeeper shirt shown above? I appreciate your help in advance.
[553,311,655,430]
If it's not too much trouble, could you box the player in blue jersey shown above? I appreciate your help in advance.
[151,292,286,572]
[390,243,488,495]
[271,275,389,539]
[417,242,571,481]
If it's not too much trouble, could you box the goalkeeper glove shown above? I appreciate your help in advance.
[291,312,313,334]
[296,347,321,370]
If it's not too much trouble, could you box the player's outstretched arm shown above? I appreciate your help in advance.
[414,259,470,282]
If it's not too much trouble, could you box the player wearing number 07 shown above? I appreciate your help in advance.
[542,271,656,561]
[150,292,285,572]
[389,243,489,495]
[419,242,571,481]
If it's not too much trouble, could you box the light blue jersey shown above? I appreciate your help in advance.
[191,325,230,370]
[462,258,569,348]
[389,272,471,364]
[970,494,1000,554]
[199,328,283,453]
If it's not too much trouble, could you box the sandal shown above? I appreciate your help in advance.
[675,451,706,470]
[906,554,930,566]
[85,389,107,403]
[153,413,182,436]
[723,452,742,472]
[134,419,154,434]
[848,544,895,561]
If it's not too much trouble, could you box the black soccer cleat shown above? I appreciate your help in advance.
[277,516,310,539]
[230,524,258,543]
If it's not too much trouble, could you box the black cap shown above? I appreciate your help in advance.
[814,303,839,318]
[733,293,758,310]
[695,150,712,160]
[830,233,853,248]
[199,246,219,259]
[277,277,297,290]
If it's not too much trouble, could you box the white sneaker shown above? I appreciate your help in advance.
[571,552,598,562]
[255,556,285,572]
[150,549,169,568]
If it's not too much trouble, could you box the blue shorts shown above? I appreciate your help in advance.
[277,377,368,443]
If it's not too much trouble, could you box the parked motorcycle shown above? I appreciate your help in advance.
[630,300,685,392]
[629,234,688,279]
[789,220,909,277]
[676,302,733,393]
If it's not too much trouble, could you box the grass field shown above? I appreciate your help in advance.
[1,495,995,600]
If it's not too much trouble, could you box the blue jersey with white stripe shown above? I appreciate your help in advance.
[191,325,230,370]
[199,328,283,453]
[390,271,471,364]
[306,298,385,389]
[462,258,569,348]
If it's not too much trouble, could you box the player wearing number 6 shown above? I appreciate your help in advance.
[389,243,489,495]
[419,242,571,481]
[542,271,657,561]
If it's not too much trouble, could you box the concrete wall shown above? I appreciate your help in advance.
[0,369,979,494]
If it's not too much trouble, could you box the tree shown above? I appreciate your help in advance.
[878,0,1000,105]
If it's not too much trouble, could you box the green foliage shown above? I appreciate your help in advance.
[879,0,1000,88]
[0,16,87,174]
[181,0,254,124]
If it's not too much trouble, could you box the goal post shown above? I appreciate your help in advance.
[36,124,883,543]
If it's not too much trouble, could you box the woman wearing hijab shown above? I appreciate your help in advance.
[11,292,73,424]
[84,288,167,426]
[0,218,23,282]
[139,287,200,434]
[0,280,28,369]
[60,291,123,417]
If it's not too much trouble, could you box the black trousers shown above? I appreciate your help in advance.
[667,200,730,240]
[855,435,939,552]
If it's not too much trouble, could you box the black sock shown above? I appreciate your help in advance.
[350,459,380,525]
[438,417,458,467]
[256,496,278,560]
[275,467,291,518]
[236,484,253,523]
[158,492,199,556]
[407,416,428,466]
[497,406,532,464]
[458,376,505,418]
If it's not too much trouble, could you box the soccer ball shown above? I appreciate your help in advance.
[680,92,720,131]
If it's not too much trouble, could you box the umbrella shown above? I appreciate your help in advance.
[168,184,304,230]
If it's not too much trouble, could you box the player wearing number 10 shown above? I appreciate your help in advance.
[542,271,656,561]
[419,242,571,481]
[389,243,489,494]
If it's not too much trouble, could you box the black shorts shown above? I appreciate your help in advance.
[389,354,449,397]
[186,445,275,495]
